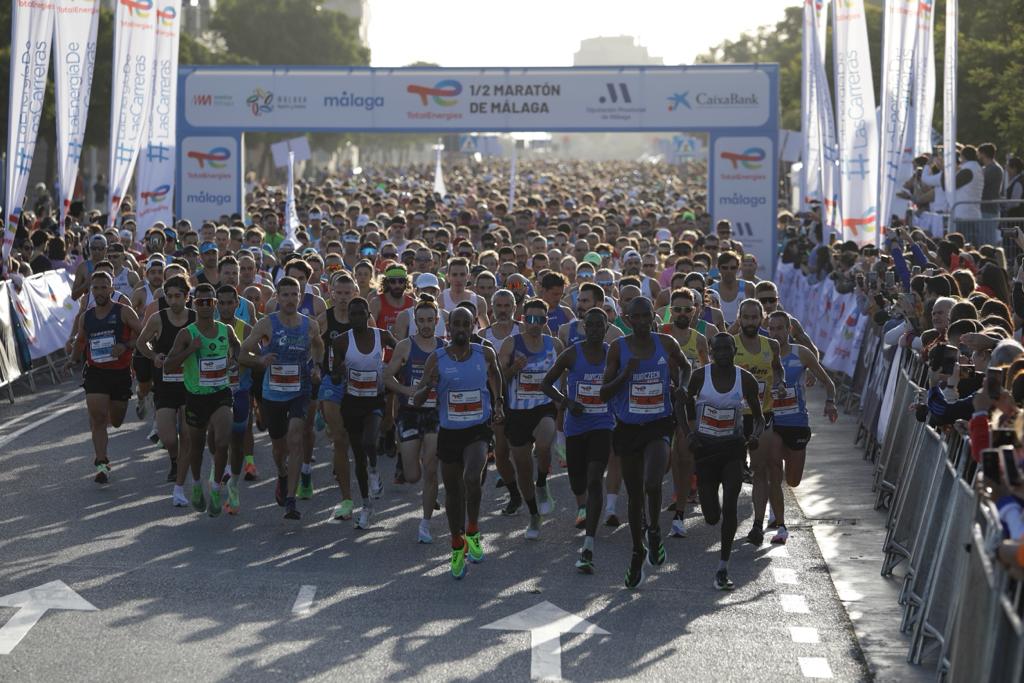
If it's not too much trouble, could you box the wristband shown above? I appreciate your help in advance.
[1018,542,1024,567]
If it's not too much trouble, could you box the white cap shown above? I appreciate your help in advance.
[415,272,440,289]
[655,228,672,242]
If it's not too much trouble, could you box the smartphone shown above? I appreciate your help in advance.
[885,271,895,288]
[992,428,1016,448]
[856,273,865,289]
[939,347,957,376]
[1002,448,1023,487]
[959,363,975,380]
[987,367,1006,400]
[982,448,1002,481]
[867,271,878,288]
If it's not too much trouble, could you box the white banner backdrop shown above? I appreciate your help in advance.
[878,0,919,230]
[54,0,101,228]
[911,2,936,156]
[4,2,55,263]
[943,0,958,205]
[800,0,830,210]
[808,1,841,238]
[135,0,181,235]
[9,270,79,360]
[284,151,299,243]
[833,0,880,245]
[0,280,23,385]
[107,0,158,225]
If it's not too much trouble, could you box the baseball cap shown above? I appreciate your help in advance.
[146,257,165,271]
[583,251,602,266]
[89,234,107,247]
[414,272,440,289]
[655,228,672,242]
[163,227,178,241]
[182,244,200,256]
[199,241,218,254]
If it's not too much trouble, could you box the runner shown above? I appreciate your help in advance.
[711,252,755,325]
[70,270,142,484]
[600,297,691,588]
[441,257,489,328]
[216,284,253,515]
[765,311,838,544]
[130,257,165,419]
[481,289,523,513]
[393,273,448,339]
[680,332,765,590]
[498,298,564,539]
[370,263,415,333]
[330,297,398,529]
[413,307,504,579]
[542,307,615,574]
[318,273,355,520]
[384,298,444,543]
[239,276,325,520]
[163,283,240,517]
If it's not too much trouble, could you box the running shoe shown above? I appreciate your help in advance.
[190,483,205,511]
[576,548,595,575]
[369,471,383,498]
[525,514,542,540]
[135,395,148,420]
[333,499,354,521]
[501,493,522,516]
[394,467,406,485]
[284,497,301,520]
[242,455,258,481]
[147,423,159,445]
[417,519,433,544]
[171,488,189,507]
[274,475,287,507]
[766,505,778,529]
[297,470,313,499]
[646,528,666,566]
[450,540,468,580]
[208,486,223,518]
[314,409,326,432]
[93,462,111,484]
[554,440,567,469]
[354,506,372,530]
[575,506,586,530]
[225,477,240,515]
[670,514,687,538]
[537,486,555,515]
[714,569,736,591]
[625,548,646,589]
[771,525,789,545]
[166,459,177,483]
[466,532,484,563]
[746,524,765,546]
[605,513,621,528]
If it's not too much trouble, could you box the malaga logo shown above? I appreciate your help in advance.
[120,0,153,17]
[187,147,231,169]
[720,147,766,170]
[407,80,462,107]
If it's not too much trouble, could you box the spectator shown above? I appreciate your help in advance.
[978,143,1005,220]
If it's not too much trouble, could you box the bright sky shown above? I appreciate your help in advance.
[367,0,800,68]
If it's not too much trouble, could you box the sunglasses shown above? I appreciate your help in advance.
[194,298,215,307]
[596,280,614,287]
[524,314,546,325]
[577,271,594,279]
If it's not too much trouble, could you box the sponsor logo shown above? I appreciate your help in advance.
[157,4,176,25]
[667,93,691,111]
[599,83,632,104]
[841,209,877,237]
[120,0,153,17]
[186,191,233,205]
[669,91,759,111]
[140,185,171,205]
[187,147,231,169]
[247,88,274,116]
[720,147,766,170]
[191,93,234,108]
[322,92,385,110]
[718,192,768,208]
[407,80,462,107]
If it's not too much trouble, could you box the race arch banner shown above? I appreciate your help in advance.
[176,64,779,274]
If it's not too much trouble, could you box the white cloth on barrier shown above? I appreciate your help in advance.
[9,270,79,360]
[0,281,23,384]
[876,346,905,444]
[823,303,867,377]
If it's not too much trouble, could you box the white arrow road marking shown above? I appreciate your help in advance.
[291,585,316,615]
[0,580,97,655]
[481,601,608,681]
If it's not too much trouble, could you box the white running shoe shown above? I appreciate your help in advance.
[670,516,687,538]
[771,526,789,545]
[369,471,383,498]
[525,514,542,540]
[417,519,433,544]
[354,507,372,530]
[171,489,189,507]
[537,486,555,515]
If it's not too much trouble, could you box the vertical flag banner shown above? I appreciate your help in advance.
[4,2,55,262]
[135,0,181,237]
[943,0,958,205]
[54,0,101,229]
[284,151,299,243]
[878,0,919,230]
[433,142,447,198]
[801,1,822,210]
[911,1,936,156]
[833,0,880,245]
[107,0,159,226]
[508,140,518,207]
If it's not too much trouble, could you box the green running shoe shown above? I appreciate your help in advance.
[208,486,222,518]
[451,540,468,580]
[625,548,646,589]
[297,470,313,499]
[466,532,484,563]
[225,477,240,515]
[190,484,206,512]
[93,462,110,484]
[333,499,354,520]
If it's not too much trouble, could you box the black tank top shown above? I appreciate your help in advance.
[323,307,352,373]
[155,308,197,382]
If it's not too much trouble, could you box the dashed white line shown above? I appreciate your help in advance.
[772,567,799,585]
[291,585,316,615]
[798,656,833,679]
[765,545,790,559]
[780,594,809,614]
[788,626,819,643]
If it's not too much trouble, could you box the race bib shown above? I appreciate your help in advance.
[89,332,115,363]
[697,405,738,438]
[773,387,800,416]
[741,380,767,410]
[347,368,379,397]
[448,389,483,423]
[228,365,240,390]
[628,380,664,415]
[199,356,228,388]
[411,368,437,408]
[574,381,607,414]
[269,363,301,393]
[516,371,545,401]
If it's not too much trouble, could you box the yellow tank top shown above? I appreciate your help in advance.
[733,333,773,413]
[677,329,702,366]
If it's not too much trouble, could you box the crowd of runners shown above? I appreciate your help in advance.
[56,160,844,590]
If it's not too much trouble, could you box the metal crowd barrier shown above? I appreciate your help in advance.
[948,199,1024,265]
[851,324,1024,678]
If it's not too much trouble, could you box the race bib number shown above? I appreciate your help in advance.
[347,369,379,397]
[741,381,767,410]
[412,368,437,408]
[229,365,240,390]
[574,381,607,414]
[516,371,545,401]
[199,356,228,388]
[269,363,301,393]
[89,332,115,363]
[697,405,738,438]
[773,387,800,416]
[448,390,483,423]
[628,380,664,415]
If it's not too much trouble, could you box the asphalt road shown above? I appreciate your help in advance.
[0,380,869,682]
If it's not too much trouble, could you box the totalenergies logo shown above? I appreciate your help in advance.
[842,208,877,237]
[187,147,231,169]
[140,185,171,204]
[407,80,462,107]
[120,0,153,17]
[720,147,766,170]
[157,5,177,25]
[247,88,274,116]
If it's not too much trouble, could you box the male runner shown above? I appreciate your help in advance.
[481,289,523,513]
[711,252,755,325]
[216,285,253,515]
[319,273,355,520]
[441,257,488,327]
[130,257,164,419]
